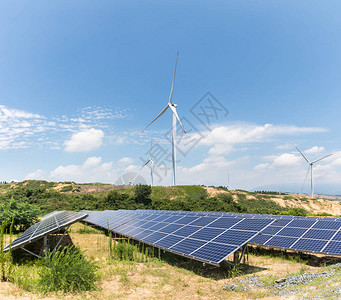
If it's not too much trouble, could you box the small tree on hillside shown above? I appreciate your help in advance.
[0,197,39,232]
[134,184,152,206]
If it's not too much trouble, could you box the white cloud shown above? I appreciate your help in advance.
[305,146,325,155]
[0,105,128,151]
[49,156,114,182]
[276,143,294,150]
[0,105,43,120]
[119,157,134,164]
[190,123,327,156]
[25,169,47,180]
[253,163,269,170]
[198,123,326,146]
[64,128,104,152]
[273,153,301,166]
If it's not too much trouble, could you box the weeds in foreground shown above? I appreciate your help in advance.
[38,245,99,293]
[0,216,14,282]
[108,232,162,263]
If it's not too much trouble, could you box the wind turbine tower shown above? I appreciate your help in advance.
[296,147,332,198]
[142,52,186,186]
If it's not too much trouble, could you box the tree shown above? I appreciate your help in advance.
[0,197,40,232]
[134,184,152,206]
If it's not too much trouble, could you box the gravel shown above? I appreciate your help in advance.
[273,271,334,290]
[223,263,341,297]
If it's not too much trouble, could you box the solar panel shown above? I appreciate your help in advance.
[110,211,275,266]
[4,211,87,252]
[249,216,341,256]
[81,209,341,262]
[81,209,275,265]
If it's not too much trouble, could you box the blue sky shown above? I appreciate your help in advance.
[1,1,341,193]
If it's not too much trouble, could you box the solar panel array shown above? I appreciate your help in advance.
[7,208,341,263]
[82,210,275,265]
[83,210,341,259]
[251,217,341,255]
[4,211,87,252]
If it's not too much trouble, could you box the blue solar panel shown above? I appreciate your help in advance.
[212,230,255,245]
[148,222,168,231]
[261,226,282,235]
[143,232,168,244]
[312,221,341,230]
[170,238,207,255]
[159,224,183,234]
[191,243,237,263]
[293,238,327,252]
[208,217,240,229]
[251,234,272,244]
[265,236,297,248]
[190,227,225,242]
[173,225,201,237]
[323,241,341,254]
[233,219,274,231]
[174,216,199,225]
[302,229,335,240]
[277,227,307,238]
[287,219,316,228]
[190,216,218,226]
[4,211,87,252]
[157,234,184,248]
[332,231,341,241]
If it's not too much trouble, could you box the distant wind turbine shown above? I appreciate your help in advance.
[296,147,332,198]
[142,52,186,186]
[137,140,156,186]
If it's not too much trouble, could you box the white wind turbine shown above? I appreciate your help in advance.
[142,52,186,186]
[296,147,332,198]
[136,140,156,186]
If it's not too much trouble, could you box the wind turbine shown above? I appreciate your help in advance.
[142,52,186,186]
[296,147,332,198]
[137,140,156,186]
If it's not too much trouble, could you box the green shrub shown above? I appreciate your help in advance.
[0,198,39,232]
[0,217,14,281]
[60,185,73,192]
[134,184,152,206]
[38,245,98,293]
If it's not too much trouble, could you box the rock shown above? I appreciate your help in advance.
[223,284,236,291]
[275,278,286,283]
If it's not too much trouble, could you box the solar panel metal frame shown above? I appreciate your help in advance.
[4,211,88,252]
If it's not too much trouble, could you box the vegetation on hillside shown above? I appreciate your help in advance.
[0,180,310,218]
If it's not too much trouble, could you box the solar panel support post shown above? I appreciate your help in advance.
[233,251,239,266]
[50,224,71,256]
[232,245,247,267]
[238,245,248,265]
[43,235,49,257]
[20,246,40,258]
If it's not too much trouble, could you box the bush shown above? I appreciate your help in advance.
[60,185,73,192]
[38,245,98,293]
[134,184,152,206]
[0,198,39,232]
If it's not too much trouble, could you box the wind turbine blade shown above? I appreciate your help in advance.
[169,104,186,134]
[312,153,333,164]
[142,104,169,132]
[140,159,151,170]
[301,165,310,193]
[168,51,179,103]
[296,147,311,164]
